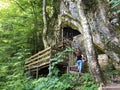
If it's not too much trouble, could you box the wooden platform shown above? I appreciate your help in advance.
[25,45,71,78]
[25,47,51,70]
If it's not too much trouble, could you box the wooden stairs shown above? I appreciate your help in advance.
[25,45,69,78]
[98,84,120,90]
[69,65,85,76]
[69,65,79,74]
[69,66,120,90]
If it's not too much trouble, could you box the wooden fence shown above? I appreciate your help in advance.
[25,47,51,70]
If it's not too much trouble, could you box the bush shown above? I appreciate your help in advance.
[78,73,99,90]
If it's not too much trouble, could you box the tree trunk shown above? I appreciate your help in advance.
[42,0,48,48]
[76,0,104,83]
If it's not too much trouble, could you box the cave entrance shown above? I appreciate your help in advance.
[48,27,81,75]
[63,27,80,41]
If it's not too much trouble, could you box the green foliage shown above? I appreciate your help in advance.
[109,0,120,13]
[33,72,99,90]
[33,48,98,90]
[0,47,33,90]
[78,73,99,90]
[108,69,120,77]
[0,0,56,89]
[33,73,78,90]
[33,48,77,90]
[0,2,34,87]
[60,73,79,87]
[0,0,45,88]
[0,0,99,90]
[46,6,54,18]
[49,47,74,76]
[104,68,120,78]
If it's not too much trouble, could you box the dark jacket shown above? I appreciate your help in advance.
[76,51,82,61]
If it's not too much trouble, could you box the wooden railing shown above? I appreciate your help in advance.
[25,47,51,70]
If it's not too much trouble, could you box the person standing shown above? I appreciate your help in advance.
[76,50,86,76]
[74,42,86,76]
[76,51,83,73]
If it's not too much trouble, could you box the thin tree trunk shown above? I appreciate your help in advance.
[76,0,104,83]
[43,0,48,48]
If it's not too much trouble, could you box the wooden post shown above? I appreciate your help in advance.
[28,64,32,76]
[62,28,64,49]
[71,51,74,66]
[28,68,31,76]
[36,67,39,79]
[36,54,39,79]
[67,52,69,73]
[67,64,69,73]
[67,52,71,73]
[62,28,63,43]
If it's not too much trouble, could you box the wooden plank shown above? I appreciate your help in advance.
[37,51,50,60]
[26,51,51,64]
[30,56,50,66]
[25,48,51,64]
[29,62,50,70]
[25,55,50,67]
[25,47,51,70]
[26,52,50,64]
[25,63,49,71]
[29,47,51,59]
[37,47,51,55]
[25,56,50,68]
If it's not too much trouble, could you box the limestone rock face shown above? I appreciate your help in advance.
[73,35,85,53]
[59,0,120,64]
[98,54,110,70]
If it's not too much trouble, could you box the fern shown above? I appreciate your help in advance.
[109,0,120,13]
